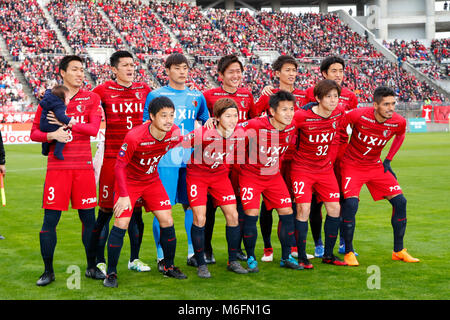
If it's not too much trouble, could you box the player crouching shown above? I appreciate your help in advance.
[103,97,187,288]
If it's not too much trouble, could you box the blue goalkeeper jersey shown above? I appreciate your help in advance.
[143,85,209,168]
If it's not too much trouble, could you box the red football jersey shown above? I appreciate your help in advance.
[342,107,406,166]
[182,126,245,175]
[305,85,358,145]
[30,89,102,170]
[115,123,182,196]
[292,106,346,171]
[239,116,296,176]
[93,81,151,159]
[203,87,257,122]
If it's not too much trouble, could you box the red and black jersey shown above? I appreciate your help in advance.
[31,89,102,171]
[292,106,346,171]
[203,87,256,122]
[93,81,151,159]
[342,107,406,166]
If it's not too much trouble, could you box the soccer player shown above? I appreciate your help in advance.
[143,53,210,270]
[103,96,186,288]
[30,55,103,286]
[291,80,348,269]
[239,90,303,272]
[303,55,359,257]
[182,98,248,277]
[0,129,4,240]
[254,55,306,262]
[202,54,258,264]
[339,86,419,266]
[89,51,152,275]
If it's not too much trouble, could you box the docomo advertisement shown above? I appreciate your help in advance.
[1,122,106,145]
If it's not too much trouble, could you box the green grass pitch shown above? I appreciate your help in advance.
[0,132,448,300]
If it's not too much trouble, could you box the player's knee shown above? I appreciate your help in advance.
[193,214,206,227]
[114,218,130,230]
[390,194,407,207]
[325,202,340,218]
[342,198,359,218]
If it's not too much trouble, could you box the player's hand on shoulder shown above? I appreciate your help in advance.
[261,85,275,96]
[203,118,217,130]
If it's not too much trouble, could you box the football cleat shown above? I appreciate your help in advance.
[96,262,107,276]
[0,234,5,240]
[280,255,304,270]
[197,264,211,278]
[392,249,420,263]
[246,256,259,273]
[157,259,165,273]
[339,243,358,256]
[36,271,55,286]
[314,244,324,258]
[103,273,118,288]
[128,259,151,272]
[344,252,359,266]
[322,254,348,266]
[227,261,248,274]
[204,252,216,264]
[85,267,106,280]
[261,247,273,262]
[163,265,187,279]
[298,257,314,269]
[187,255,198,267]
[236,249,247,261]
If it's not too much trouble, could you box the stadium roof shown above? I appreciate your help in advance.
[196,0,369,11]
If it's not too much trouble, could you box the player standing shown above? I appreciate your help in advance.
[254,55,307,262]
[303,56,359,257]
[143,53,210,270]
[30,55,103,285]
[103,96,186,288]
[202,54,258,263]
[89,51,152,275]
[239,90,303,272]
[291,80,348,268]
[339,86,419,266]
[183,98,248,277]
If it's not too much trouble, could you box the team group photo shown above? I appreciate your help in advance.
[0,0,449,302]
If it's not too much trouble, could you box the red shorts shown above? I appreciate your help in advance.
[290,166,340,203]
[340,162,402,201]
[99,157,143,209]
[186,171,236,207]
[43,169,97,211]
[113,177,171,218]
[239,171,292,211]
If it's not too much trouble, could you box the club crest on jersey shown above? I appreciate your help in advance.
[192,100,198,108]
[121,143,128,151]
[383,129,391,138]
[285,135,290,143]
[135,92,142,100]
[76,105,85,113]
[332,121,337,129]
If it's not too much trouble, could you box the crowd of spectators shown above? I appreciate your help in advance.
[101,0,182,61]
[0,55,31,113]
[47,0,125,55]
[384,39,431,62]
[205,9,279,57]
[0,0,66,60]
[430,39,449,63]
[150,1,237,57]
[255,11,383,59]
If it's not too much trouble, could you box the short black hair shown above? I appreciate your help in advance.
[269,90,296,112]
[217,55,244,74]
[272,55,298,72]
[148,96,175,118]
[373,86,396,104]
[165,53,189,69]
[320,55,345,75]
[110,50,134,68]
[58,55,84,74]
